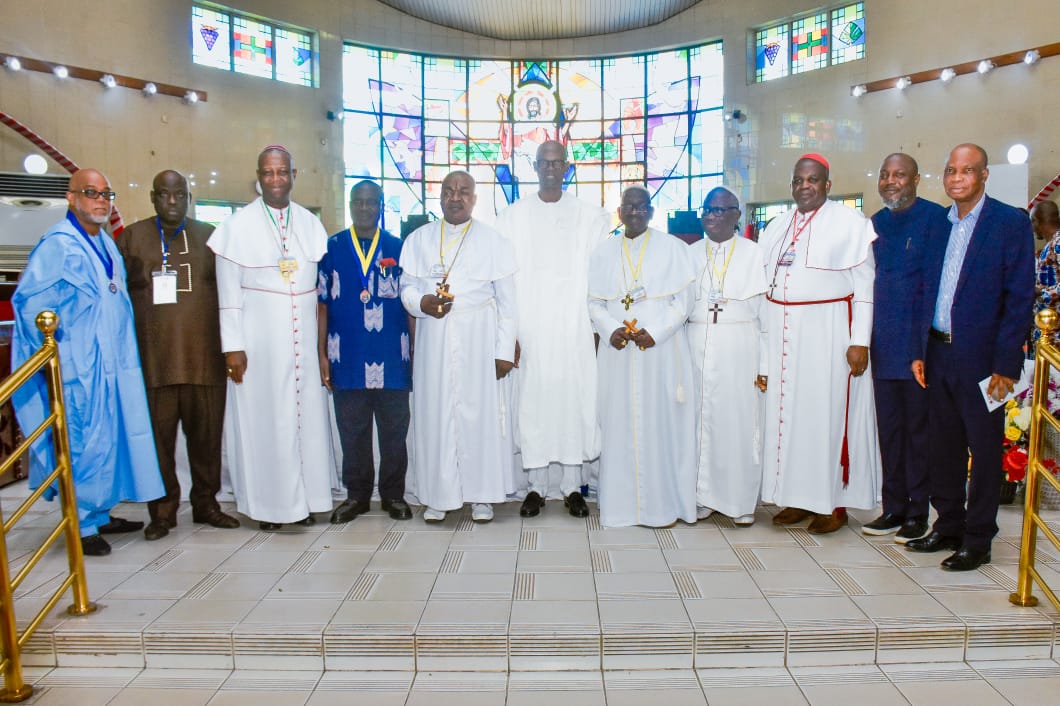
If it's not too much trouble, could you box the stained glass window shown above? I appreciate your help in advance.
[191,4,316,87]
[343,42,724,232]
[831,3,866,65]
[752,3,865,83]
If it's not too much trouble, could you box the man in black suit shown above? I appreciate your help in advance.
[907,143,1034,570]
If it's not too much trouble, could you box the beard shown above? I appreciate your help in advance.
[883,194,912,210]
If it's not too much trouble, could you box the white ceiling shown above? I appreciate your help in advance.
[376,0,704,40]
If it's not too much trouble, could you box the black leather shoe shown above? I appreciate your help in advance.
[520,491,545,517]
[941,546,991,571]
[98,516,144,534]
[861,512,904,536]
[294,515,316,526]
[143,521,170,541]
[259,521,282,531]
[330,499,370,524]
[193,509,241,529]
[81,534,111,556]
[565,491,590,518]
[382,499,412,520]
[905,530,962,553]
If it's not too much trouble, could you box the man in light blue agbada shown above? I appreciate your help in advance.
[11,168,164,557]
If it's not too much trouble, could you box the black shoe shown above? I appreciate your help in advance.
[381,499,412,520]
[295,515,316,526]
[259,521,282,531]
[192,509,241,529]
[564,491,590,518]
[941,546,991,571]
[330,499,370,524]
[894,516,930,544]
[861,512,904,536]
[98,516,144,534]
[81,534,111,556]
[905,530,962,553]
[143,521,171,541]
[520,491,545,518]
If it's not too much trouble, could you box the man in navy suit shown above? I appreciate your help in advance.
[906,143,1034,571]
[863,154,948,543]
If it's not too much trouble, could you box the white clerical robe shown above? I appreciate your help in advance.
[495,191,612,473]
[588,228,697,528]
[400,219,518,510]
[687,235,768,518]
[758,200,882,514]
[208,197,336,523]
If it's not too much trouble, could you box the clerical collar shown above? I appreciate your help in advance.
[444,218,471,229]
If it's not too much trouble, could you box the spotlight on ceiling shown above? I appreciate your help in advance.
[851,84,867,97]
[52,65,69,79]
[4,56,21,71]
[977,59,995,74]
[142,82,158,96]
[939,67,956,82]
[1024,49,1041,65]
[896,76,912,90]
[1007,144,1029,165]
[183,90,199,104]
[100,73,117,89]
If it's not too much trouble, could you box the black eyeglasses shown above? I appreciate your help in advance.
[69,188,117,201]
[702,206,739,217]
[536,159,568,169]
[620,204,651,215]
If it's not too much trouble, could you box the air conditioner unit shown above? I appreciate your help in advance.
[0,196,67,209]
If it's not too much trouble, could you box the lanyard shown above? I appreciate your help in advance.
[769,205,822,291]
[349,228,380,294]
[439,219,471,280]
[621,229,651,287]
[66,210,113,281]
[156,217,186,270]
[262,201,292,255]
[706,237,736,291]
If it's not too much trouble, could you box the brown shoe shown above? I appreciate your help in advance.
[772,507,813,525]
[807,510,848,534]
[193,509,241,529]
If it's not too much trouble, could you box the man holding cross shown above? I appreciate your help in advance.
[687,187,768,526]
[588,186,697,527]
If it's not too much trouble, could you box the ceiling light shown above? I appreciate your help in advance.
[1007,144,1029,165]
[4,56,21,71]
[183,90,199,104]
[23,154,47,175]
[939,67,956,82]
[896,76,912,90]
[100,73,117,88]
[52,65,68,79]
[977,60,995,74]
[1024,49,1041,65]
[142,82,157,96]
[851,84,867,97]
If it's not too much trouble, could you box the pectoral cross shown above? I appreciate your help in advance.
[709,302,723,323]
[621,292,634,311]
[623,318,639,336]
[436,281,455,301]
[278,257,298,284]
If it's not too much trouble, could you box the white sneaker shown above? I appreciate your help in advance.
[697,505,715,520]
[471,503,494,523]
[732,514,755,526]
[423,507,446,523]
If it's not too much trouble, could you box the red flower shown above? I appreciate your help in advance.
[379,257,397,268]
[1003,446,1029,482]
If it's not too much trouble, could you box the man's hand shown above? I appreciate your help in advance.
[633,328,656,350]
[911,360,926,389]
[226,351,247,384]
[495,359,514,380]
[319,356,332,391]
[755,375,768,392]
[846,345,868,377]
[987,373,1017,402]
[609,327,631,350]
[420,293,453,319]
[514,340,521,368]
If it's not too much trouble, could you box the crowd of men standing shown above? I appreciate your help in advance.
[10,139,1039,573]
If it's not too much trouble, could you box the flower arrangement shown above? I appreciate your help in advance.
[1003,369,1060,483]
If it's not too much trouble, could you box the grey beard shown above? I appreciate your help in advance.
[883,195,912,210]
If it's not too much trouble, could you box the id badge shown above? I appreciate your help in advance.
[629,285,647,303]
[708,287,723,303]
[152,270,178,304]
[429,263,446,278]
[778,244,796,267]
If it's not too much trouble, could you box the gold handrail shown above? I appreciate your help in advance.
[0,311,96,703]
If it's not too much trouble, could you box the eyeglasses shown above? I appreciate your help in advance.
[702,206,739,217]
[536,159,568,169]
[620,205,651,215]
[69,188,117,201]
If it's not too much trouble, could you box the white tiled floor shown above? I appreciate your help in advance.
[4,484,1060,704]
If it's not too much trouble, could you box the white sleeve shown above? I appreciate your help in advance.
[215,255,244,352]
[492,274,517,362]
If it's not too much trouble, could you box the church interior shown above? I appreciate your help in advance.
[1,0,1060,703]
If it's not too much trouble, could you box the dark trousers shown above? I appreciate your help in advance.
[146,384,226,524]
[873,377,930,519]
[926,339,1004,551]
[334,388,410,502]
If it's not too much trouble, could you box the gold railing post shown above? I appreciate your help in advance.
[1010,308,1059,607]
[0,506,29,702]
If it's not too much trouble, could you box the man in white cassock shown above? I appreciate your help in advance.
[688,187,768,527]
[759,153,881,534]
[588,186,697,528]
[495,140,612,519]
[208,146,336,531]
[400,171,518,524]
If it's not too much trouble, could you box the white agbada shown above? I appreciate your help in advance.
[588,228,697,528]
[400,219,518,511]
[687,235,768,518]
[758,199,882,514]
[495,191,612,471]
[208,197,336,523]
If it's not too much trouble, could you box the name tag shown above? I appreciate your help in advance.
[629,285,647,303]
[708,287,723,303]
[429,263,446,278]
[778,244,796,267]
[152,270,178,304]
